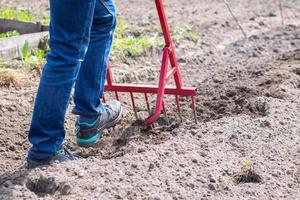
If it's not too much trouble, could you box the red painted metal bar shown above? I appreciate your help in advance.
[146,48,169,125]
[106,63,113,86]
[105,84,196,96]
[165,68,177,83]
[155,0,182,89]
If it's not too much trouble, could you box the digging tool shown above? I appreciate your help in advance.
[104,0,197,125]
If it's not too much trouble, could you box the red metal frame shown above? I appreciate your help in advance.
[104,0,197,125]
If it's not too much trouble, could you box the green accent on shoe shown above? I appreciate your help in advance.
[76,133,100,143]
[77,116,100,127]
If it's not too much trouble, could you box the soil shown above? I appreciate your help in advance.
[0,0,300,199]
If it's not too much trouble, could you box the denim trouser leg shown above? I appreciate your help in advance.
[28,0,98,160]
[72,0,117,118]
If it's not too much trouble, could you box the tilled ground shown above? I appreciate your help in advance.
[0,0,300,199]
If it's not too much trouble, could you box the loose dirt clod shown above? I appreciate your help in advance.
[0,70,20,88]
[232,160,263,183]
[26,174,71,196]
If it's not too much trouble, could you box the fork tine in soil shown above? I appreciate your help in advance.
[130,92,138,119]
[144,93,151,114]
[104,0,197,125]
[115,91,120,101]
[191,96,198,124]
[162,101,169,124]
[175,95,183,122]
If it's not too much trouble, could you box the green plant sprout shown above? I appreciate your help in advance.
[20,40,30,63]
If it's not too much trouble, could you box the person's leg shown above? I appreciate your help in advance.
[28,0,96,161]
[72,0,117,119]
[72,0,122,147]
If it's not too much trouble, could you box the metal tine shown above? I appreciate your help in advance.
[162,101,169,124]
[130,92,138,120]
[144,93,151,114]
[175,95,183,123]
[191,96,198,124]
[115,91,120,101]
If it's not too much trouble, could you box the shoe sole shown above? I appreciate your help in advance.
[77,107,123,148]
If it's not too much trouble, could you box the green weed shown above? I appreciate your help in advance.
[111,19,163,59]
[232,160,263,183]
[172,26,199,43]
[111,19,199,59]
[20,40,30,63]
[0,30,20,38]
[19,40,47,69]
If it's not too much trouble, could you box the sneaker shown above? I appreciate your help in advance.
[26,144,79,169]
[75,100,122,147]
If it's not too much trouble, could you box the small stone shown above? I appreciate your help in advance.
[224,186,230,191]
[225,90,236,97]
[229,134,238,140]
[260,120,271,127]
[76,171,84,178]
[148,163,155,171]
[59,182,71,195]
[192,159,198,164]
[268,12,276,17]
[190,129,198,136]
[295,68,300,76]
[9,145,16,151]
[137,148,146,153]
[212,77,222,83]
[208,183,216,190]
[208,175,216,183]
[131,164,138,169]
[200,152,207,157]
[3,181,12,188]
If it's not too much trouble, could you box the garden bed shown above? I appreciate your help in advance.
[0,8,49,60]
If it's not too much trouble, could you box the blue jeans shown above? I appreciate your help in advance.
[28,0,116,160]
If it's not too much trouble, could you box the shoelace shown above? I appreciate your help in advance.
[104,104,115,119]
[56,145,78,160]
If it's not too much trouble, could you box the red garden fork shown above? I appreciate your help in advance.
[105,0,197,126]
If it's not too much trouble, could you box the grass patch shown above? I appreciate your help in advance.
[232,160,263,183]
[0,7,50,25]
[0,30,20,38]
[111,19,198,59]
[172,26,199,43]
[0,69,20,87]
[111,18,163,59]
